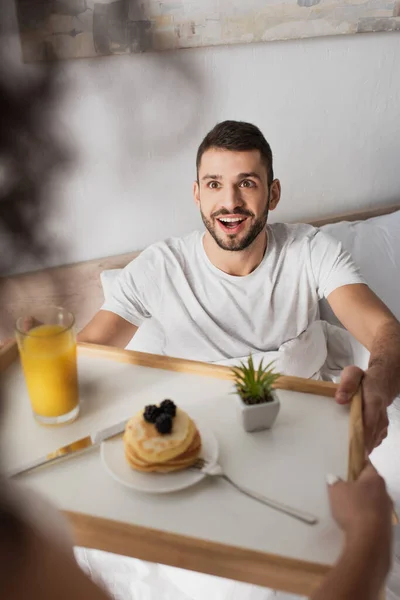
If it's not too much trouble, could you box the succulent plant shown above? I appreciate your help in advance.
[231,355,280,405]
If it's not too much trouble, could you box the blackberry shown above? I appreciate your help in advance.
[155,413,173,434]
[143,404,160,423]
[160,399,176,417]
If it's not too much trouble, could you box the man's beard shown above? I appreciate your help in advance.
[200,200,270,252]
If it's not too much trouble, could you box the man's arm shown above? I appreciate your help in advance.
[328,283,400,450]
[77,310,138,348]
[328,283,400,399]
[1,312,138,351]
[311,465,392,600]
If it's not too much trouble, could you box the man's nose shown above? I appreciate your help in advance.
[221,185,244,212]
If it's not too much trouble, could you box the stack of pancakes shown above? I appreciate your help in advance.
[124,407,201,473]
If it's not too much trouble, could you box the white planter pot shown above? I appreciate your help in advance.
[236,391,280,432]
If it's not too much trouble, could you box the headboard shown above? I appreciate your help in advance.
[1,203,399,340]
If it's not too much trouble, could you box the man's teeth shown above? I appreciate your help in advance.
[219,217,245,223]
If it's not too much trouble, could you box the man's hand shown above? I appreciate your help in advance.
[328,284,400,451]
[336,365,389,453]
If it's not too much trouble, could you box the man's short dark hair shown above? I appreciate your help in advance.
[196,120,274,184]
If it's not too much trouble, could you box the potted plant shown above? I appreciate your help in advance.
[231,355,281,432]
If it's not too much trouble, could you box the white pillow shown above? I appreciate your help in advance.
[100,267,164,354]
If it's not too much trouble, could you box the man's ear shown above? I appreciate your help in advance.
[269,179,281,211]
[193,180,200,207]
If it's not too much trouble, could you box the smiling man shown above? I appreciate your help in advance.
[79,120,400,451]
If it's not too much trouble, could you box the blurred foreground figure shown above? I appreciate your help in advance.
[0,51,111,600]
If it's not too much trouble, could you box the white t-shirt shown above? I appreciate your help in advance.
[102,224,365,362]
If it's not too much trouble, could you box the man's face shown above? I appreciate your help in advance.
[194,148,278,252]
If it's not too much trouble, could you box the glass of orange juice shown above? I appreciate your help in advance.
[15,307,79,425]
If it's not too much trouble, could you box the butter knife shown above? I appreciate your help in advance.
[7,417,129,478]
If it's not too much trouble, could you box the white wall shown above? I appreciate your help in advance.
[2,1,400,269]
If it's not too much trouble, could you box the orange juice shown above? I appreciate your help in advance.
[18,324,79,420]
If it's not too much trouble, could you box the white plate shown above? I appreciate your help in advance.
[100,422,219,494]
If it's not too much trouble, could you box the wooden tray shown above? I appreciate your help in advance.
[0,341,364,597]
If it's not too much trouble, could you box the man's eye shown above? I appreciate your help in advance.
[208,181,220,189]
[240,179,255,188]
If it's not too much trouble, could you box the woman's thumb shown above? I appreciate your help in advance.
[326,474,347,510]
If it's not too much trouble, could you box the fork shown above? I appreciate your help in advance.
[192,458,318,525]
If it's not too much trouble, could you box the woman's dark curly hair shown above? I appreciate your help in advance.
[0,53,66,547]
[0,61,65,277]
